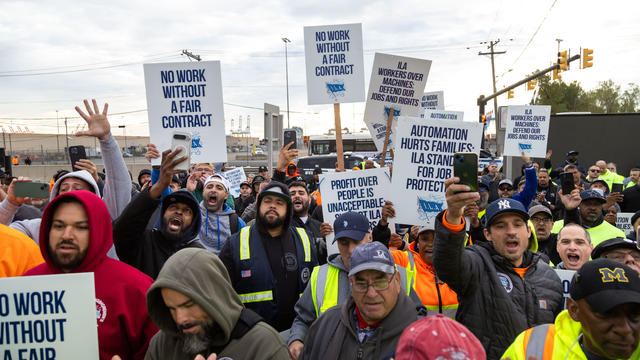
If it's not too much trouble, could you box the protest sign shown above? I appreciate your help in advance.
[319,167,391,255]
[478,157,503,172]
[0,273,98,359]
[420,109,463,122]
[555,269,576,309]
[503,105,551,158]
[144,61,226,165]
[363,53,431,152]
[419,91,445,116]
[303,23,365,105]
[616,212,635,234]
[223,167,247,198]
[390,115,483,227]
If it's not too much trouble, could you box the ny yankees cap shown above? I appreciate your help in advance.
[570,259,640,313]
[484,198,529,227]
[333,211,370,243]
[348,242,396,277]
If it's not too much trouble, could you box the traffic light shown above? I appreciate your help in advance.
[527,80,536,91]
[558,50,568,71]
[553,66,562,81]
[583,48,593,68]
[508,90,514,99]
[480,114,487,124]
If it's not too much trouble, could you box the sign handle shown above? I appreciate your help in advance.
[334,103,344,171]
[379,107,394,167]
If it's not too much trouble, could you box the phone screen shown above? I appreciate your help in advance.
[611,183,623,193]
[560,172,575,194]
[453,153,478,192]
[284,130,297,149]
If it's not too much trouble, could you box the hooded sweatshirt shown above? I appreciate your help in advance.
[199,202,246,254]
[113,188,204,279]
[145,248,289,360]
[24,190,158,360]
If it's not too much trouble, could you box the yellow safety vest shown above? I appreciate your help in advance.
[551,219,625,248]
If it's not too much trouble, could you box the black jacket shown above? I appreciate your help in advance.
[113,188,204,279]
[292,215,327,265]
[432,212,563,360]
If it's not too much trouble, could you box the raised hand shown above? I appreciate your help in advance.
[444,177,480,225]
[73,159,99,182]
[145,143,160,163]
[75,99,111,140]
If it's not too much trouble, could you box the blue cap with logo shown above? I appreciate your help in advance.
[580,189,606,203]
[484,198,529,227]
[348,242,396,277]
[333,211,369,243]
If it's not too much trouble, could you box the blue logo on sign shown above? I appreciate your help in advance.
[326,80,345,99]
[192,132,203,155]
[518,143,532,151]
[416,196,443,222]
[384,107,401,117]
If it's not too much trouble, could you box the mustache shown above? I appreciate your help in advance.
[179,320,206,331]
[55,240,79,249]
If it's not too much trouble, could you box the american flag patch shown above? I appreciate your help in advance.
[241,270,251,278]
[539,299,547,309]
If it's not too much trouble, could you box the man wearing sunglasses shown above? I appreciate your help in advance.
[299,242,423,360]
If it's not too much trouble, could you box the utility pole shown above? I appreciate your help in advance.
[555,39,563,53]
[181,50,201,62]
[64,117,69,161]
[56,110,60,157]
[479,40,507,120]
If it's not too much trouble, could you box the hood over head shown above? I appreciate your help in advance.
[39,190,112,274]
[138,169,152,186]
[49,170,100,201]
[256,181,292,231]
[147,248,244,345]
[156,190,202,243]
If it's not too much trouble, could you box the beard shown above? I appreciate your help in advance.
[162,222,189,242]
[292,201,309,218]
[181,319,216,356]
[259,211,286,229]
[48,241,88,271]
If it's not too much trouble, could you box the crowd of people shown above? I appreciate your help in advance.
[2,99,640,360]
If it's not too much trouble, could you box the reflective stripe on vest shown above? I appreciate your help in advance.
[296,227,312,262]
[524,323,555,360]
[310,265,340,317]
[406,251,416,291]
[425,304,458,318]
[239,290,274,303]
[240,226,251,260]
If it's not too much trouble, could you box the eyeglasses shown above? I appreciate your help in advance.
[195,167,213,173]
[604,251,640,262]
[351,274,394,293]
[530,217,553,224]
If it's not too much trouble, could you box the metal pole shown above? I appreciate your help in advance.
[64,117,69,161]
[282,38,291,129]
[56,110,60,157]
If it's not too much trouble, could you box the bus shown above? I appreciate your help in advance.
[308,133,378,157]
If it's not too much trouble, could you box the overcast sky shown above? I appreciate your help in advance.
[1,0,637,143]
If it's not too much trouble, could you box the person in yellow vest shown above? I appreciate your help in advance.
[596,160,624,192]
[391,224,459,317]
[502,259,640,360]
[287,211,420,359]
[623,168,640,191]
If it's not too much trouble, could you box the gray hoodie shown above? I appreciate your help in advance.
[145,248,289,360]
[199,203,246,255]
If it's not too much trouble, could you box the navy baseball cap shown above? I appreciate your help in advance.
[333,212,369,243]
[580,189,606,203]
[478,177,490,191]
[570,259,640,313]
[348,242,396,277]
[484,198,529,227]
[566,150,579,156]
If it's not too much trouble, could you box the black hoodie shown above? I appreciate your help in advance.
[113,188,204,279]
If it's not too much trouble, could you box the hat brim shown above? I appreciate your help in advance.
[333,229,368,244]
[348,263,395,277]
[259,190,291,203]
[585,289,640,313]
[487,209,530,226]
[582,197,606,204]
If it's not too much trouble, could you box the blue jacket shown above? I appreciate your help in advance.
[513,166,538,209]
[199,203,246,255]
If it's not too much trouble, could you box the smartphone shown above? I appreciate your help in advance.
[14,181,50,199]
[171,132,191,172]
[68,145,87,171]
[453,152,478,192]
[560,172,575,194]
[284,130,297,149]
[611,183,623,193]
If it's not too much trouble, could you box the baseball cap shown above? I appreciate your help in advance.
[258,181,291,203]
[204,174,230,192]
[478,177,490,191]
[580,189,606,203]
[566,150,579,156]
[592,238,639,259]
[590,179,609,192]
[484,198,529,227]
[395,314,486,360]
[333,212,369,243]
[498,179,513,187]
[418,223,435,235]
[251,175,266,186]
[528,204,552,218]
[348,242,395,277]
[240,181,251,188]
[258,165,268,172]
[570,259,640,313]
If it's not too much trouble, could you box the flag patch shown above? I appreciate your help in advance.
[241,270,252,278]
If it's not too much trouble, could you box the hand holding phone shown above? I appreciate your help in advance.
[560,172,575,195]
[14,181,50,199]
[171,132,191,172]
[453,153,478,192]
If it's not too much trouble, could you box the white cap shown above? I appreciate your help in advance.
[204,174,230,192]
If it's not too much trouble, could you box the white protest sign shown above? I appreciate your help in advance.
[390,116,483,227]
[555,269,576,310]
[616,212,635,234]
[0,273,98,359]
[363,53,431,151]
[478,157,503,172]
[144,61,227,165]
[319,167,391,255]
[303,23,365,105]
[503,105,551,158]
[421,109,463,122]
[419,91,445,116]
[223,167,247,198]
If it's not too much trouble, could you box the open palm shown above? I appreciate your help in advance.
[75,99,111,140]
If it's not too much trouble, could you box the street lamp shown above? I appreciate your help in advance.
[282,37,291,129]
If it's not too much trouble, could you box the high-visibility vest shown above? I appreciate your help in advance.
[232,226,316,324]
[309,261,414,318]
[392,244,458,318]
[551,219,625,247]
[598,170,624,191]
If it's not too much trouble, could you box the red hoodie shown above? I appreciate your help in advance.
[24,190,158,360]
